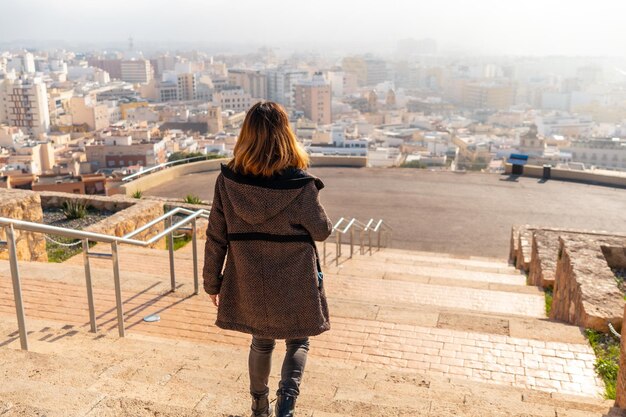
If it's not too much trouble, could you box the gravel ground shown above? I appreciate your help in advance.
[42,208,115,262]
[43,208,115,230]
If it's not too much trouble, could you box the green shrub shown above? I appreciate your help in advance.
[585,328,620,399]
[132,190,143,199]
[166,234,192,251]
[183,194,203,205]
[61,200,87,220]
[544,288,553,316]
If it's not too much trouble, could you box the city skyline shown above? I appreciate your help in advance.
[2,0,626,57]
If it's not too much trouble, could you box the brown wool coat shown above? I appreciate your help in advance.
[202,164,333,339]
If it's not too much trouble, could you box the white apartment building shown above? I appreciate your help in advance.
[565,138,626,170]
[121,59,153,84]
[0,74,50,137]
[307,125,368,156]
[535,114,593,138]
[266,68,308,107]
[325,70,357,97]
[6,52,36,74]
[0,125,27,148]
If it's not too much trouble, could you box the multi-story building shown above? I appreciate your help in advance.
[325,70,358,97]
[7,141,55,175]
[213,87,252,113]
[120,59,153,84]
[47,88,74,128]
[88,58,122,79]
[0,74,51,137]
[228,69,268,100]
[6,52,36,74]
[462,82,515,110]
[266,67,308,107]
[294,72,332,125]
[565,138,626,170]
[69,96,109,131]
[85,134,167,170]
[176,73,197,101]
[0,125,27,148]
[535,113,594,138]
[342,56,387,87]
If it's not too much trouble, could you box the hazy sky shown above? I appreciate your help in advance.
[1,0,626,56]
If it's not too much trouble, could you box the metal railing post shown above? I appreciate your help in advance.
[336,232,341,266]
[81,239,97,333]
[349,228,354,258]
[191,218,199,295]
[110,241,125,337]
[377,228,382,251]
[165,216,176,292]
[6,225,28,351]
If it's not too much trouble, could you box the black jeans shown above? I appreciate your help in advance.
[248,336,310,397]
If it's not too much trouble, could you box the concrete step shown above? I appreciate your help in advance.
[0,270,602,399]
[0,319,613,417]
[329,246,516,273]
[0,258,580,347]
[324,273,545,318]
[326,258,526,286]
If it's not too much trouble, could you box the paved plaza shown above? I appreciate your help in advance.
[146,167,626,257]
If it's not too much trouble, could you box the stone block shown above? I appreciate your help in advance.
[0,189,47,262]
[550,235,626,332]
[514,225,535,272]
[85,200,166,249]
[529,230,561,288]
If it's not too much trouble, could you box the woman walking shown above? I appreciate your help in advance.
[202,101,333,417]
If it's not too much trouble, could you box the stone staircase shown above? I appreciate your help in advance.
[0,241,620,416]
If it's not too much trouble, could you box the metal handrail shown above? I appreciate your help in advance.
[369,219,393,250]
[323,217,388,266]
[0,206,210,350]
[121,155,221,182]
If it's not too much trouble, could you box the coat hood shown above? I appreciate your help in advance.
[220,163,324,225]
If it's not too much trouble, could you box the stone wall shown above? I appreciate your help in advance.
[509,226,519,264]
[528,230,558,287]
[85,200,166,249]
[310,155,368,167]
[550,235,626,332]
[0,189,208,259]
[117,158,228,197]
[511,225,626,332]
[504,162,626,188]
[0,190,47,262]
[512,224,535,272]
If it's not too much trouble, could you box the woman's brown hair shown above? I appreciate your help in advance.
[228,101,310,177]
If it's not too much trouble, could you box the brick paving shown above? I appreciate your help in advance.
[0,264,602,397]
